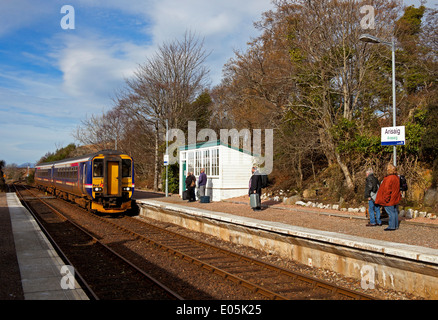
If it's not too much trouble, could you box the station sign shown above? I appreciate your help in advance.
[381,126,405,146]
[163,155,169,166]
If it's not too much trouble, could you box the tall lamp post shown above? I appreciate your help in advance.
[360,34,397,166]
[165,119,168,197]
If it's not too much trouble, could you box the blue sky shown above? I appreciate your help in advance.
[0,0,435,165]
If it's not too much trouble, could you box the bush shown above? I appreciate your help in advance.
[161,164,179,194]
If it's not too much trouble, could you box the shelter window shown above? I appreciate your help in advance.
[195,151,202,176]
[187,152,195,174]
[211,148,219,176]
[203,150,210,176]
[185,148,219,178]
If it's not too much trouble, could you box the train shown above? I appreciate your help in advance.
[34,150,134,214]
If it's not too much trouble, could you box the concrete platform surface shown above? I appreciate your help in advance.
[6,193,89,300]
[138,199,438,264]
[137,197,438,299]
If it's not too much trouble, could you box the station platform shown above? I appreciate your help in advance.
[134,191,438,299]
[0,193,88,300]
[2,188,437,299]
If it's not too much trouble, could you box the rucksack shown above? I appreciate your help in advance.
[370,176,379,202]
[371,175,379,193]
[399,175,408,191]
[261,174,269,188]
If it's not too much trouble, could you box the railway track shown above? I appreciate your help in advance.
[89,208,376,300]
[13,184,182,300]
[15,183,376,300]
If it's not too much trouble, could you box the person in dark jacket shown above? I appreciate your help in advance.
[185,172,196,202]
[375,163,402,231]
[364,168,381,227]
[249,167,262,211]
[198,168,207,199]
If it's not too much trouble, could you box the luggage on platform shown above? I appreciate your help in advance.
[183,190,188,200]
[250,193,260,209]
[200,196,210,203]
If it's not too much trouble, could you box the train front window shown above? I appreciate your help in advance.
[93,159,104,177]
[122,159,132,177]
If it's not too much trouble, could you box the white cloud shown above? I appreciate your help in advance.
[47,33,152,107]
[147,0,270,83]
[46,0,272,104]
[149,0,267,39]
[0,0,274,164]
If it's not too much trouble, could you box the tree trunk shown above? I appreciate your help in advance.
[154,121,159,191]
[297,153,303,189]
[335,151,354,190]
[319,128,354,190]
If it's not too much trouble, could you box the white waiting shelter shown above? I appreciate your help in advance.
[179,140,255,201]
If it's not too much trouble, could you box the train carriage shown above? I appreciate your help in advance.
[35,150,134,214]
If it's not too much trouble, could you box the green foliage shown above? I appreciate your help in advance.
[178,91,213,134]
[330,105,432,163]
[404,122,426,157]
[396,5,426,37]
[395,5,429,94]
[38,143,77,164]
[332,118,391,158]
[420,101,438,162]
[192,91,213,128]
[26,171,35,185]
[161,163,179,194]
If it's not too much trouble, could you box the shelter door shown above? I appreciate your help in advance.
[183,161,187,191]
[107,161,119,195]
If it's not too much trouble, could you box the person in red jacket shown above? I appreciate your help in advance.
[375,163,402,231]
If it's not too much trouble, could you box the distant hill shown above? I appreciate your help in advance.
[18,162,35,168]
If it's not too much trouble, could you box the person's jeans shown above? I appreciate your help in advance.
[198,185,206,197]
[384,205,399,229]
[368,200,381,225]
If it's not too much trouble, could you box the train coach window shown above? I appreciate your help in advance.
[93,159,104,177]
[122,159,132,177]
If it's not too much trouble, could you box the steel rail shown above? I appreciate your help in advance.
[12,184,99,300]
[15,184,183,300]
[23,184,376,300]
[80,203,376,300]
[39,191,287,300]
[78,206,287,300]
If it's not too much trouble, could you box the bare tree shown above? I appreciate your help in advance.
[120,31,210,190]
[73,112,110,151]
[266,0,401,189]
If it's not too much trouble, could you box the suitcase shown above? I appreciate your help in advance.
[250,193,260,208]
[200,196,210,203]
[183,190,188,200]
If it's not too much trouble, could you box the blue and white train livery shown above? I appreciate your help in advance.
[35,150,134,214]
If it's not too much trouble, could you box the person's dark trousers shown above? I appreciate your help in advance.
[188,187,196,202]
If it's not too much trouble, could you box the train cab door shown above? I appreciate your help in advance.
[107,161,120,195]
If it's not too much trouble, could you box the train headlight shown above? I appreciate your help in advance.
[123,187,131,191]
[94,187,103,192]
